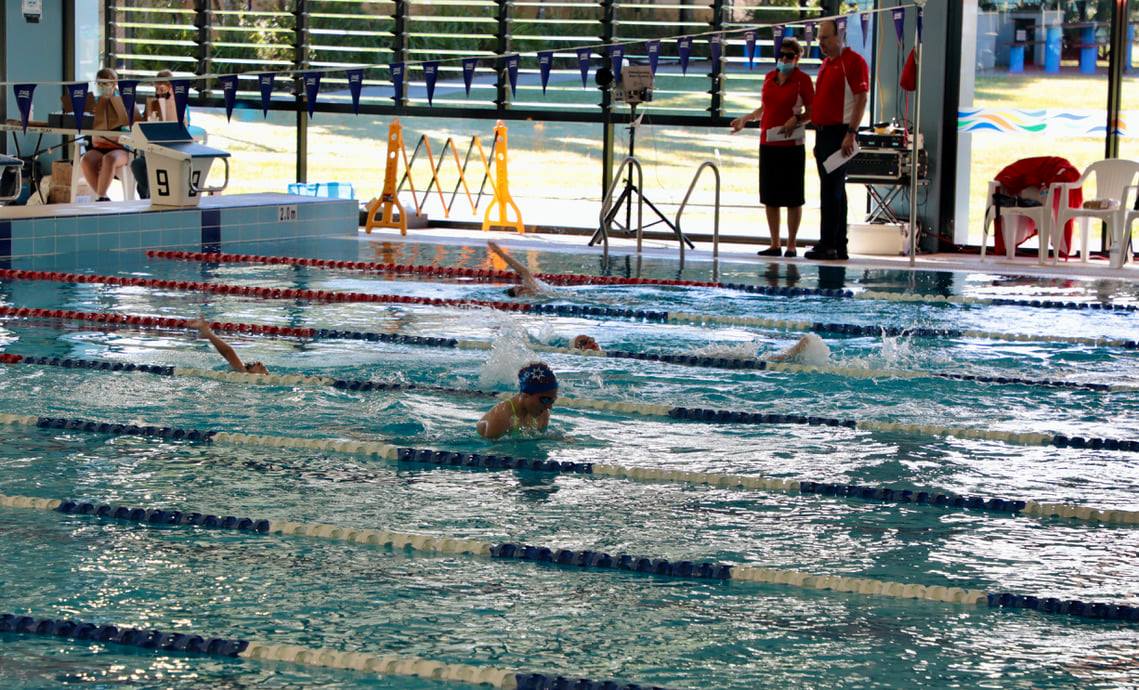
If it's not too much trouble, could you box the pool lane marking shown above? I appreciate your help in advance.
[145,250,1139,315]
[1,269,1135,350]
[2,493,1137,622]
[0,613,645,689]
[2,412,1137,527]
[1,305,1133,393]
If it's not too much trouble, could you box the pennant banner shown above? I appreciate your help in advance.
[258,73,275,117]
[918,8,923,43]
[505,54,520,97]
[576,48,591,88]
[462,57,478,96]
[646,40,661,76]
[345,69,363,115]
[171,79,190,125]
[218,75,238,122]
[710,33,722,70]
[390,62,405,102]
[836,16,847,37]
[773,25,785,59]
[118,80,138,127]
[303,72,321,117]
[67,82,88,134]
[422,62,439,105]
[677,36,692,75]
[14,83,35,134]
[608,44,624,84]
[861,12,871,47]
[744,30,756,69]
[804,22,815,52]
[538,50,554,94]
[893,8,905,43]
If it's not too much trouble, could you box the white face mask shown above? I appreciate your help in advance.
[97,84,115,98]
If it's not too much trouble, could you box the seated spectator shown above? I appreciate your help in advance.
[79,68,132,202]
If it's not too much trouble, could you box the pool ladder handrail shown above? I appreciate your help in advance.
[597,156,644,260]
[674,160,721,266]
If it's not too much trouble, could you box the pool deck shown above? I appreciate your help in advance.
[360,225,1139,283]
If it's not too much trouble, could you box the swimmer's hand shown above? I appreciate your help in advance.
[188,318,211,337]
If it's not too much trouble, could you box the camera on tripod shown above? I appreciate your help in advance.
[594,63,654,105]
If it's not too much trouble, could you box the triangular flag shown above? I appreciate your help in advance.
[303,72,321,117]
[893,8,905,43]
[538,50,554,94]
[14,83,35,134]
[390,62,405,103]
[67,82,88,133]
[744,30,756,69]
[218,75,238,122]
[836,16,848,38]
[462,57,478,96]
[345,69,363,115]
[576,48,591,88]
[423,62,439,105]
[609,44,624,84]
[861,12,871,47]
[804,22,815,53]
[118,80,138,127]
[505,54,520,97]
[773,26,785,59]
[646,40,661,76]
[171,79,190,125]
[258,73,275,117]
[677,36,692,75]
[710,33,722,69]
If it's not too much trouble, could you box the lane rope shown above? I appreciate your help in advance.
[3,413,1136,526]
[0,611,659,689]
[2,494,1137,622]
[1,305,1132,393]
[146,250,1139,314]
[2,269,1136,350]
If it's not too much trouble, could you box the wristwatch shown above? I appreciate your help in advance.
[846,125,858,135]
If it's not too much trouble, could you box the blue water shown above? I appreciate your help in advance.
[1,235,1138,688]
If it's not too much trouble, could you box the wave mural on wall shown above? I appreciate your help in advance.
[958,108,1133,137]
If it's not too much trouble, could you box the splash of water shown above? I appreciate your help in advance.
[479,322,540,390]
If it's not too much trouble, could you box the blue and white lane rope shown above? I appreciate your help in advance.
[0,612,662,689]
[2,494,1137,622]
[2,414,1136,527]
[13,355,1139,455]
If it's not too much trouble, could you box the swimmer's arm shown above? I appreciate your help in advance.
[192,319,245,372]
[488,241,542,294]
[768,335,811,362]
[477,403,511,439]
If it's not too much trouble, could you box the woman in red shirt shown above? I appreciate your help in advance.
[731,38,814,257]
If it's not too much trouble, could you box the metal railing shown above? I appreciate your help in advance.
[674,160,720,266]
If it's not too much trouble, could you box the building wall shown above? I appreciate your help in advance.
[4,0,65,169]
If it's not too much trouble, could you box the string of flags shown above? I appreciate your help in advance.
[10,4,920,135]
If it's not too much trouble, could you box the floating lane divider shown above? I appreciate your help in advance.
[0,612,660,689]
[146,250,1139,314]
[6,355,1139,455]
[2,413,1136,527]
[2,493,1137,623]
[2,269,1135,350]
[1,305,1134,393]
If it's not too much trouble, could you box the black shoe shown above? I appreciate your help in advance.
[96,196,111,202]
[806,247,848,261]
[784,248,797,258]
[757,246,782,257]
[803,246,829,260]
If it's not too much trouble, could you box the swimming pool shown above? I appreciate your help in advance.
[1,234,1138,689]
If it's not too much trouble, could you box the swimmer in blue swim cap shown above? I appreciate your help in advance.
[191,319,269,375]
[477,361,558,439]
[489,241,546,298]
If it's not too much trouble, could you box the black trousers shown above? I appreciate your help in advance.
[814,125,850,252]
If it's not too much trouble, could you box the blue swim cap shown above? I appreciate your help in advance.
[518,362,557,394]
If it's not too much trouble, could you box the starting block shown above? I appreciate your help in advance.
[124,122,230,207]
[0,154,22,204]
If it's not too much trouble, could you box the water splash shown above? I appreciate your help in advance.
[478,322,540,390]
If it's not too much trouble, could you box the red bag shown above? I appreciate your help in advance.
[900,48,918,91]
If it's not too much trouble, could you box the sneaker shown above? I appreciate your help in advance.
[784,248,797,258]
[757,246,782,257]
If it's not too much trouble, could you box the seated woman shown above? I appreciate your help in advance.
[80,68,132,202]
[477,362,558,439]
[190,319,269,374]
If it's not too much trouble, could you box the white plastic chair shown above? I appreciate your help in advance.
[1116,183,1139,268]
[981,180,1053,263]
[1048,159,1139,265]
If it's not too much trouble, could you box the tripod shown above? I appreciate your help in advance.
[589,103,694,250]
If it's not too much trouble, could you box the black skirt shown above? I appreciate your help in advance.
[759,144,806,208]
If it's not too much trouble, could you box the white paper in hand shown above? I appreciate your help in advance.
[764,126,806,143]
[823,143,860,174]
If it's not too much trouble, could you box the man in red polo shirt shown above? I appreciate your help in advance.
[805,20,869,261]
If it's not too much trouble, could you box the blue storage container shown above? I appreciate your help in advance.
[287,182,355,199]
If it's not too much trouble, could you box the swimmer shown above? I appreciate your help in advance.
[190,319,269,374]
[765,333,830,365]
[477,362,558,439]
[571,334,601,352]
[488,241,545,298]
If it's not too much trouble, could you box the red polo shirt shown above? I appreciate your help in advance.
[812,47,869,126]
[760,68,814,147]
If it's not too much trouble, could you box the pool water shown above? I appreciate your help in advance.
[1,235,1138,689]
